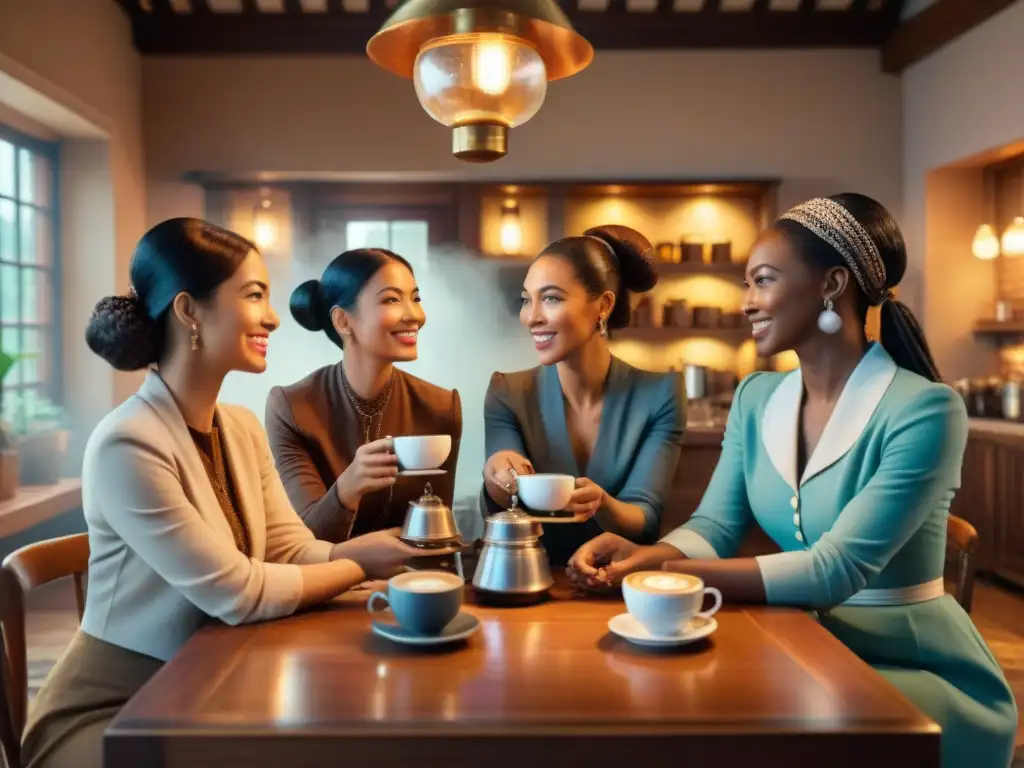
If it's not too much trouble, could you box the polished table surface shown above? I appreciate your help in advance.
[106,577,939,768]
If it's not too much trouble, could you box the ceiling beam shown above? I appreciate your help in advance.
[126,7,898,55]
[882,0,1018,73]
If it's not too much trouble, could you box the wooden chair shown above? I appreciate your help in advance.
[946,514,978,613]
[0,533,89,768]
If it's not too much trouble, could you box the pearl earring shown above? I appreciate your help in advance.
[817,299,842,335]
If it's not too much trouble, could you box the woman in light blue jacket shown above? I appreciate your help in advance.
[570,194,1018,768]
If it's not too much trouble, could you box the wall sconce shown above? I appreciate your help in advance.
[499,199,522,256]
[252,189,279,251]
[972,224,1001,260]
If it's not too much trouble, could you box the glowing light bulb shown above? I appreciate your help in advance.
[473,39,513,95]
[1001,217,1024,257]
[972,224,1001,260]
[253,198,278,250]
[499,200,522,255]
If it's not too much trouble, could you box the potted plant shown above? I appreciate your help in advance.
[0,350,20,500]
[6,390,68,486]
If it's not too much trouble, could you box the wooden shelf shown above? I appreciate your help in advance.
[973,321,1024,336]
[611,327,750,344]
[656,261,748,278]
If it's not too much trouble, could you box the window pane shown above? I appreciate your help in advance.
[18,328,49,385]
[1,327,22,383]
[18,149,50,207]
[346,221,391,250]
[389,221,429,270]
[21,268,51,324]
[0,199,15,261]
[0,140,13,198]
[19,207,51,266]
[0,264,18,323]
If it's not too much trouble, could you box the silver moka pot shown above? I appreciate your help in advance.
[472,510,553,601]
[399,484,461,550]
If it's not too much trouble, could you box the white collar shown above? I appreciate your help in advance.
[761,343,897,492]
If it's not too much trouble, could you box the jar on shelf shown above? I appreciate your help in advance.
[679,239,704,264]
[709,241,732,264]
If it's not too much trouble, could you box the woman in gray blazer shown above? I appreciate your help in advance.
[482,225,686,566]
[23,219,421,768]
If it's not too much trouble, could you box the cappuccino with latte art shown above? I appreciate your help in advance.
[622,571,723,637]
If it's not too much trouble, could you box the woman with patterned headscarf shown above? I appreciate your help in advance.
[568,194,1017,767]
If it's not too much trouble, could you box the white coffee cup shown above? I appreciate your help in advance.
[392,435,452,471]
[621,571,723,637]
[515,473,575,511]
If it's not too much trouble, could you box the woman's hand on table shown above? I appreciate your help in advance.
[567,535,683,589]
[330,528,422,581]
[566,533,639,589]
[563,477,604,520]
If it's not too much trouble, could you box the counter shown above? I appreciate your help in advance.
[951,425,1024,589]
[968,417,1024,438]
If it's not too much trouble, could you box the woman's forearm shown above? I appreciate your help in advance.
[296,559,366,609]
[596,496,648,539]
[661,557,767,603]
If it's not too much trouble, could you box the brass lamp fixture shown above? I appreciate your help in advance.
[366,0,593,163]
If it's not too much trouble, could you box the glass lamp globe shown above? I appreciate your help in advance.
[414,33,547,162]
[1001,217,1024,257]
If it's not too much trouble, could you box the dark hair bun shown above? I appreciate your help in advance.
[584,225,658,293]
[84,295,161,371]
[289,279,323,332]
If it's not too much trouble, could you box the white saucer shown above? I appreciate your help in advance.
[607,613,717,647]
[397,469,446,477]
[523,512,591,524]
[371,611,480,646]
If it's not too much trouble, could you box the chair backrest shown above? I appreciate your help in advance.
[945,514,978,613]
[0,533,89,768]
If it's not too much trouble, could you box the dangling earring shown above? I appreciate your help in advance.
[190,322,201,351]
[817,299,842,335]
[597,316,608,337]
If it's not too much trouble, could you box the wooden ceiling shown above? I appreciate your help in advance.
[113,0,1016,73]
[115,0,907,56]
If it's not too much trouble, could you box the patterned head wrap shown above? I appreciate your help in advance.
[779,197,892,306]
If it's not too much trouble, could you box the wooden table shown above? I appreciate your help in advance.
[106,579,939,768]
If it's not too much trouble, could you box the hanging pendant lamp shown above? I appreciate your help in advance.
[366,0,593,162]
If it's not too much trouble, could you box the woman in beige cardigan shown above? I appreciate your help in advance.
[22,218,422,768]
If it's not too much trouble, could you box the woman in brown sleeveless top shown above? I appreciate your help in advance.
[266,248,462,544]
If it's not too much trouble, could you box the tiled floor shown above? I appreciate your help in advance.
[20,578,1024,764]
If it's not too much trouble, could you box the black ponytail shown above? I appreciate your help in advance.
[879,298,941,383]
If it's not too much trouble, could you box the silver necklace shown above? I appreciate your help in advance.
[341,365,396,514]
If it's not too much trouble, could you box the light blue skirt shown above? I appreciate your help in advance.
[820,594,1017,768]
